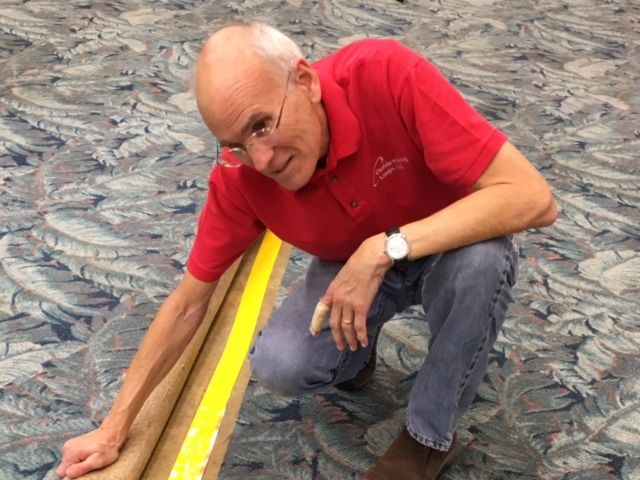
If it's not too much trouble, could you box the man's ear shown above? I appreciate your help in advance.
[291,58,322,104]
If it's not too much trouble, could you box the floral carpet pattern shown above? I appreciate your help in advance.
[0,1,638,479]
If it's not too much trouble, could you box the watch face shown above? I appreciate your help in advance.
[386,235,409,260]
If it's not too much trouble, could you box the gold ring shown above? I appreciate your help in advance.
[343,320,353,325]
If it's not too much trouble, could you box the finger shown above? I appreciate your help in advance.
[65,451,117,479]
[341,309,358,351]
[328,303,346,351]
[354,308,369,349]
[55,463,67,478]
[56,462,72,478]
[56,448,85,477]
[56,459,70,477]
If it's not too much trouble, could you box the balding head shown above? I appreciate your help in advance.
[193,23,329,190]
[195,23,303,132]
[197,24,260,82]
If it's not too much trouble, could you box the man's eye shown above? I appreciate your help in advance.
[251,119,272,137]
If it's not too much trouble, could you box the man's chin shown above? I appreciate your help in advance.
[275,163,315,191]
[277,176,308,191]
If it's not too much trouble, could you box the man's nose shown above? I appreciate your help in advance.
[248,143,275,173]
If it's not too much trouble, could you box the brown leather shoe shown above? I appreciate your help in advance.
[335,345,377,391]
[364,429,459,480]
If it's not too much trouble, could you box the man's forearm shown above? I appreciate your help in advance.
[100,276,217,447]
[403,142,557,260]
[403,180,556,260]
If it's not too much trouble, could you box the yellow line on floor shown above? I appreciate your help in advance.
[169,231,282,480]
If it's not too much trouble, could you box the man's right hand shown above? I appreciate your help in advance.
[55,273,217,479]
[56,427,121,479]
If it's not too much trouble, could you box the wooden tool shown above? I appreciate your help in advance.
[309,301,330,336]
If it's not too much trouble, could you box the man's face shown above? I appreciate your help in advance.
[198,59,329,191]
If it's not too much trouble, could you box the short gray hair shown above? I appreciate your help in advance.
[248,22,304,80]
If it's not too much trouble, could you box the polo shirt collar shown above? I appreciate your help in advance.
[315,68,360,172]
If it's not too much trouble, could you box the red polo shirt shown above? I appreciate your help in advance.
[187,39,507,282]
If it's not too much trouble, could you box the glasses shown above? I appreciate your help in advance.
[216,69,291,167]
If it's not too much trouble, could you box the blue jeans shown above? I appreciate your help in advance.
[250,236,519,451]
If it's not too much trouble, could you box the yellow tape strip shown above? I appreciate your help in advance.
[169,231,282,480]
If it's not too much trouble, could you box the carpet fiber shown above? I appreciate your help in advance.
[0,1,638,480]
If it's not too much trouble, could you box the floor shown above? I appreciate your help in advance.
[0,1,639,479]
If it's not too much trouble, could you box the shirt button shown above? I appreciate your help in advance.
[331,175,339,184]
[350,200,358,209]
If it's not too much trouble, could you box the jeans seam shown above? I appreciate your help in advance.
[418,253,439,299]
[406,421,451,451]
[451,245,513,417]
[332,348,352,383]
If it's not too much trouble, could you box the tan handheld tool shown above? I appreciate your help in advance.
[309,301,330,336]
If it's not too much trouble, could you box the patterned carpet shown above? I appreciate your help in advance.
[0,1,638,480]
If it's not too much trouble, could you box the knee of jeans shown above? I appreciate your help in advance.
[249,338,307,396]
[424,238,517,296]
[456,237,516,284]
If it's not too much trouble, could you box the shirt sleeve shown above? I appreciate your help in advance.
[397,54,507,188]
[186,166,264,282]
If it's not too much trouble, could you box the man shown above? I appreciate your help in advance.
[56,22,557,480]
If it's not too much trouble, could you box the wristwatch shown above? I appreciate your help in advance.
[384,227,410,267]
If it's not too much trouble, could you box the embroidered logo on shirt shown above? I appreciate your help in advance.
[373,156,409,187]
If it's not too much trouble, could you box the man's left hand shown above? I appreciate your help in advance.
[320,234,391,351]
